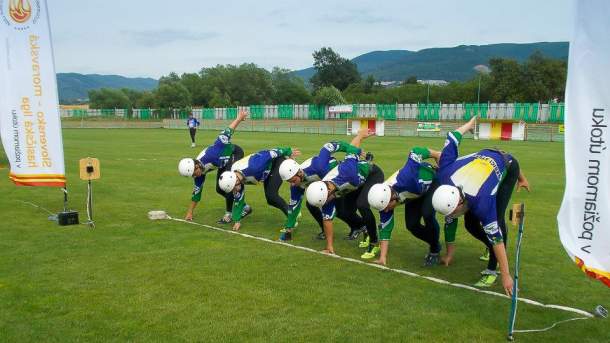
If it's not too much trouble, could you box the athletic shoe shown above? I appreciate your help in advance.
[423,253,440,267]
[316,232,326,240]
[474,273,498,287]
[241,205,252,219]
[479,248,490,261]
[217,214,232,224]
[346,226,367,240]
[358,235,370,248]
[279,229,292,242]
[191,143,196,148]
[361,245,380,259]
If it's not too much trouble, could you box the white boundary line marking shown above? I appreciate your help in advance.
[166,216,594,318]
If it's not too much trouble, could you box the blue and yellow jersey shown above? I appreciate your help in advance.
[285,141,360,228]
[320,153,370,220]
[230,147,293,222]
[191,128,235,202]
[438,131,513,245]
[378,147,436,240]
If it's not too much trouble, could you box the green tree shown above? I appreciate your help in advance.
[180,73,206,106]
[310,47,361,91]
[159,72,180,86]
[197,64,274,106]
[156,82,192,109]
[522,51,567,102]
[136,91,157,108]
[88,88,131,109]
[120,88,143,108]
[404,75,418,84]
[363,75,376,94]
[313,86,346,105]
[208,87,232,108]
[271,67,312,104]
[488,57,526,102]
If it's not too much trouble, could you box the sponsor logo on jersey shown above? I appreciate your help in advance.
[483,222,500,236]
[409,152,423,163]
[323,142,336,152]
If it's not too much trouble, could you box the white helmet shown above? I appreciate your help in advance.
[432,185,461,216]
[306,181,328,207]
[279,159,301,181]
[368,183,392,211]
[178,158,195,177]
[218,171,238,193]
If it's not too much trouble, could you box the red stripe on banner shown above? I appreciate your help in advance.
[576,257,610,288]
[368,120,376,134]
[501,123,513,140]
[9,173,66,179]
[12,180,66,187]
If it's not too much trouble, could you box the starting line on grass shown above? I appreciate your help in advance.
[166,215,593,318]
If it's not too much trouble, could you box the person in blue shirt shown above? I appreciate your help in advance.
[278,135,368,242]
[367,146,442,266]
[432,116,530,295]
[178,110,248,223]
[219,146,301,232]
[306,130,383,258]
[186,113,200,147]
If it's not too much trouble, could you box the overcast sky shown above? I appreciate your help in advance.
[49,0,573,79]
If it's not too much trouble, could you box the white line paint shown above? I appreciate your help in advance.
[166,216,594,318]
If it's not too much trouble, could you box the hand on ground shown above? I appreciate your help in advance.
[373,259,386,266]
[517,178,531,192]
[441,254,453,266]
[502,274,514,297]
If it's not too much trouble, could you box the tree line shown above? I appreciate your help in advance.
[88,48,567,110]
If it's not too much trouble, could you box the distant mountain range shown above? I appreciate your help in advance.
[293,42,569,82]
[57,42,568,103]
[57,73,158,103]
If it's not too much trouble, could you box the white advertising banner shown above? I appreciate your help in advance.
[557,0,610,287]
[0,0,65,186]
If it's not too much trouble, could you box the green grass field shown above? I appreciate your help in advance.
[0,128,608,342]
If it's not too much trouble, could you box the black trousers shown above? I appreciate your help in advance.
[189,128,197,143]
[464,158,520,271]
[404,181,441,254]
[216,145,244,212]
[307,199,364,234]
[343,164,385,244]
[263,156,289,216]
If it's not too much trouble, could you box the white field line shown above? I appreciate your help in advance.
[166,216,594,318]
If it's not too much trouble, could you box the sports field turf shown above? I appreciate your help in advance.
[0,128,608,342]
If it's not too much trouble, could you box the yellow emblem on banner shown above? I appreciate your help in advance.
[9,0,31,24]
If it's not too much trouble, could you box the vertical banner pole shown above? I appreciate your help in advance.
[507,203,525,341]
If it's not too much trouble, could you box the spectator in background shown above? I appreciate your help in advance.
[187,113,200,147]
